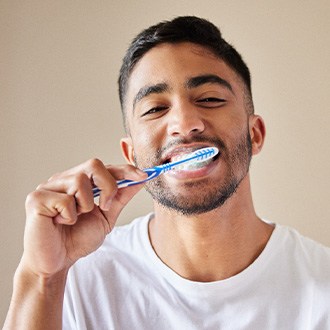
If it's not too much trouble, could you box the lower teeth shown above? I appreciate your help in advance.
[179,158,212,171]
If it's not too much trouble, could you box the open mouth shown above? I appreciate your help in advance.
[162,148,220,172]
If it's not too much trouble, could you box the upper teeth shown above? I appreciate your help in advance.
[167,154,214,171]
[170,153,191,163]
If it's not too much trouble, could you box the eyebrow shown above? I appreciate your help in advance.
[133,83,169,110]
[186,74,234,94]
[132,74,234,110]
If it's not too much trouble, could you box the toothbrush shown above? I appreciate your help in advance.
[92,146,219,197]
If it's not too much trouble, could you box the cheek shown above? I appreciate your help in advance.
[130,125,164,167]
[131,118,164,146]
[219,120,250,157]
[213,116,247,146]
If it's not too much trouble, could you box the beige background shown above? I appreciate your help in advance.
[1,0,330,323]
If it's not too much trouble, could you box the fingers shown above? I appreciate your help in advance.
[25,190,78,225]
[62,159,146,211]
[37,173,94,215]
[37,158,147,214]
[77,159,118,210]
[45,159,116,211]
[101,182,145,224]
[105,164,147,182]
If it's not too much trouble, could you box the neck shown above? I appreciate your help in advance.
[148,176,274,282]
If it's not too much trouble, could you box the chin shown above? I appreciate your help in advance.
[146,177,240,216]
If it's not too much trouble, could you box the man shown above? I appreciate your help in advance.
[4,16,330,329]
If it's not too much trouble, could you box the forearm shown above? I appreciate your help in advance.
[4,263,69,330]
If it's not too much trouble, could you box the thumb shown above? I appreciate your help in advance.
[101,183,145,224]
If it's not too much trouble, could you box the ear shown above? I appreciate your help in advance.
[120,137,135,165]
[249,115,266,156]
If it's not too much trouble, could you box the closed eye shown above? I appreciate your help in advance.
[196,97,226,107]
[141,106,168,117]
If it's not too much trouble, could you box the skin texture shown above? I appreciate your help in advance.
[4,42,273,328]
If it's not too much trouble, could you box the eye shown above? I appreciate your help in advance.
[196,97,226,107]
[141,106,168,117]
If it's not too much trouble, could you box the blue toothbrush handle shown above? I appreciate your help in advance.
[92,147,218,198]
[92,168,158,197]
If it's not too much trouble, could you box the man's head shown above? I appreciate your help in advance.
[119,16,253,129]
[119,17,265,215]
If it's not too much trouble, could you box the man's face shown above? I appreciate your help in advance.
[121,42,258,215]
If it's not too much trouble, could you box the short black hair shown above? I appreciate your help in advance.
[118,16,253,121]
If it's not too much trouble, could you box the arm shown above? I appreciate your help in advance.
[4,265,68,330]
[3,159,146,329]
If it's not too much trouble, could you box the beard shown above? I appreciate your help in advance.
[134,128,252,216]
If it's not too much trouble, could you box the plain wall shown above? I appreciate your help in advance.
[1,0,330,324]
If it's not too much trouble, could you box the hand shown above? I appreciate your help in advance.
[21,158,146,278]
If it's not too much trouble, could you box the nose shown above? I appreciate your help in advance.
[167,102,205,137]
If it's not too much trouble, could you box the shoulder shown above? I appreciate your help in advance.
[276,224,330,280]
[280,225,330,258]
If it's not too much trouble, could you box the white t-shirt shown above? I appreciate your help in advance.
[63,213,330,330]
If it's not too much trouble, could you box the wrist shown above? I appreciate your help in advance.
[14,261,69,296]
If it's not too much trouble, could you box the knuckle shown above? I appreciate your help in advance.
[47,172,61,182]
[62,195,75,208]
[25,190,43,208]
[87,158,103,171]
[72,172,89,189]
